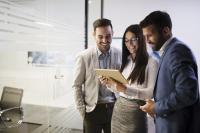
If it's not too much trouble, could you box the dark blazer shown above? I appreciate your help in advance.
[153,38,199,133]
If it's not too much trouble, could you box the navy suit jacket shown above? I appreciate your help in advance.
[154,38,199,133]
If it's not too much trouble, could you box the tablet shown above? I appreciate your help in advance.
[95,69,128,84]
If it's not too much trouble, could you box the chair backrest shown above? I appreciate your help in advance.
[0,86,23,109]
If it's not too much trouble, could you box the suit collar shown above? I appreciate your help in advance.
[159,37,174,57]
[160,37,177,59]
[153,37,178,99]
[96,47,111,57]
[92,47,117,69]
[156,37,178,69]
[91,47,99,68]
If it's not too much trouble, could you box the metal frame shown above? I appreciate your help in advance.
[0,107,23,129]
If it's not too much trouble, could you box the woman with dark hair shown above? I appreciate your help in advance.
[100,24,158,133]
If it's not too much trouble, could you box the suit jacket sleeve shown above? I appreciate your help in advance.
[72,53,86,116]
[155,44,199,116]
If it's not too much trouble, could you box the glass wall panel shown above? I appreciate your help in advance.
[0,0,84,132]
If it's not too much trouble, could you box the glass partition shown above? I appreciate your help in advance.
[0,0,84,132]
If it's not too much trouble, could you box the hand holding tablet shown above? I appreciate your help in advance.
[95,69,128,84]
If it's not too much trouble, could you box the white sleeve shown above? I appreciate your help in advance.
[124,58,159,99]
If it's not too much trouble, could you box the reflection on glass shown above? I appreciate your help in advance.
[27,51,70,67]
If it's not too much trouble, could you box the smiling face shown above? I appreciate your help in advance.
[124,31,138,55]
[93,25,113,54]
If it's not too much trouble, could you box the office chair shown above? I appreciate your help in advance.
[0,107,23,129]
[0,86,24,129]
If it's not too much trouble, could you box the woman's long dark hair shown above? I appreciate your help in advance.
[120,24,148,84]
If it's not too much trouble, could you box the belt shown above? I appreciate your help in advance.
[120,96,146,106]
[97,102,115,108]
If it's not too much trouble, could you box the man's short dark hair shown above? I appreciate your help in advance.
[140,11,172,30]
[93,18,113,31]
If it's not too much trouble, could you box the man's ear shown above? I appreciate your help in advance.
[162,27,171,37]
[163,27,169,33]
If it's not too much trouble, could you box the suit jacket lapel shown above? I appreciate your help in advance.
[91,47,99,69]
[91,47,100,88]
[153,38,177,99]
[110,47,117,69]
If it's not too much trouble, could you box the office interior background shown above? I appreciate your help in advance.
[0,0,200,132]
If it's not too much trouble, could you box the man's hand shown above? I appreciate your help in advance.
[140,99,155,118]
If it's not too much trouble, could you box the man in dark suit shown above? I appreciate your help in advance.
[139,10,199,133]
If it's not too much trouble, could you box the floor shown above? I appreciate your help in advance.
[0,104,83,133]
[0,123,41,133]
[0,90,155,133]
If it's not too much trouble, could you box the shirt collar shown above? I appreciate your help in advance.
[96,47,111,57]
[159,36,174,57]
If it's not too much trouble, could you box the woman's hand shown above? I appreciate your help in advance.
[99,76,127,93]
[115,83,126,93]
[99,76,115,87]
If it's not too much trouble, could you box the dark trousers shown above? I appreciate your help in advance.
[84,103,114,133]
